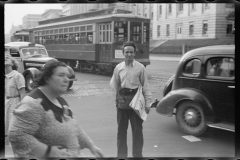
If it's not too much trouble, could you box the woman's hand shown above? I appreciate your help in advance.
[49,146,71,157]
[89,146,104,157]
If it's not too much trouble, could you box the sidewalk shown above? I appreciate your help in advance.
[150,54,182,61]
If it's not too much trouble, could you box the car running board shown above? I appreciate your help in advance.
[207,123,235,132]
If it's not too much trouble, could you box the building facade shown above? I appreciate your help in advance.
[42,9,62,20]
[22,14,42,29]
[69,3,133,15]
[68,3,234,41]
[150,3,234,40]
[62,4,70,16]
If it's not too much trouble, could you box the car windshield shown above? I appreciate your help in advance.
[22,48,47,57]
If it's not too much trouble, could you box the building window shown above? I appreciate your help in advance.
[168,4,172,14]
[191,4,196,10]
[166,24,170,36]
[159,5,162,16]
[178,4,184,12]
[157,25,160,37]
[205,3,210,9]
[189,22,194,36]
[227,23,234,34]
[144,8,147,17]
[151,12,153,20]
[150,29,152,38]
[202,21,208,35]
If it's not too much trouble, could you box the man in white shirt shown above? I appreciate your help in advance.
[110,41,152,157]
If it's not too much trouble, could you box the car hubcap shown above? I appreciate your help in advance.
[183,107,201,127]
[28,78,33,90]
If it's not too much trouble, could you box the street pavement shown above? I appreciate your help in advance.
[150,54,182,61]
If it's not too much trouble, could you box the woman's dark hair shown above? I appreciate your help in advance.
[5,55,19,70]
[34,59,68,88]
[122,41,137,52]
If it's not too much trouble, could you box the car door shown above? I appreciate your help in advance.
[200,55,235,123]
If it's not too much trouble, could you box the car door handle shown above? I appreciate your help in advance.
[228,86,235,89]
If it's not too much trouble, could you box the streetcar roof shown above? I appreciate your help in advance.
[5,42,45,48]
[32,14,150,30]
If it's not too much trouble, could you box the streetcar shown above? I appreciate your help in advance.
[11,30,30,42]
[28,12,150,73]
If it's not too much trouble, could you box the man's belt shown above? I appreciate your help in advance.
[6,95,20,99]
[119,88,138,95]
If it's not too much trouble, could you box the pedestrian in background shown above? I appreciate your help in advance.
[8,60,104,158]
[5,55,26,145]
[110,41,152,157]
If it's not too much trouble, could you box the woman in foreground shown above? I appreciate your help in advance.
[8,60,104,158]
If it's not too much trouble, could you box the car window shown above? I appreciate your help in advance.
[206,57,234,78]
[22,48,47,57]
[183,59,201,76]
[9,48,20,57]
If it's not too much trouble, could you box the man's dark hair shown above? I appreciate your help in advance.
[122,41,137,52]
[33,59,68,88]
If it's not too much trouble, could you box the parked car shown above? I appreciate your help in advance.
[151,45,235,136]
[5,42,77,92]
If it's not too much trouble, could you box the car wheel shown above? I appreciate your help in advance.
[26,74,34,92]
[68,81,73,90]
[176,101,207,136]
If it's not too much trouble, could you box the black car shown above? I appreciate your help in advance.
[5,42,77,91]
[151,45,235,136]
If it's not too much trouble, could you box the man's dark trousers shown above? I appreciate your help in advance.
[117,108,143,157]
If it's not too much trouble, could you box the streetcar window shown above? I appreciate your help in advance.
[87,25,93,31]
[64,28,68,33]
[69,27,74,32]
[35,37,39,44]
[42,36,46,45]
[55,35,59,44]
[75,33,80,44]
[75,27,79,32]
[59,34,63,44]
[87,32,93,44]
[39,37,42,44]
[80,26,86,31]
[130,22,142,44]
[45,36,50,44]
[143,23,150,44]
[50,35,54,44]
[114,21,127,43]
[63,34,69,44]
[80,32,87,44]
[69,33,75,44]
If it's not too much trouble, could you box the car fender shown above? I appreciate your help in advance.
[22,67,40,80]
[156,88,215,122]
[66,65,77,81]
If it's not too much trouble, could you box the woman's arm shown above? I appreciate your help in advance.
[75,123,104,157]
[8,98,70,157]
[15,73,25,100]
[18,87,26,100]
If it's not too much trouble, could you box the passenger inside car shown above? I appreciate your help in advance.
[208,58,229,77]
